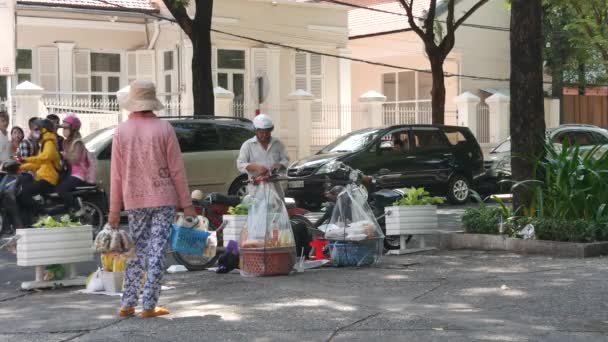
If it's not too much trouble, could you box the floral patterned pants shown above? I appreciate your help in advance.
[121,206,175,310]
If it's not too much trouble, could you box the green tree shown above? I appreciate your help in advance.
[398,0,489,124]
[162,0,214,116]
[510,0,546,212]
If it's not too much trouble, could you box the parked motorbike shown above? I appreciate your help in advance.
[0,160,107,237]
[289,163,410,252]
[173,182,312,271]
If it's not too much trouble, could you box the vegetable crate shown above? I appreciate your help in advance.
[384,205,438,255]
[223,215,247,243]
[16,226,93,290]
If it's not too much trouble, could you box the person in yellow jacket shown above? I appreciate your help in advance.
[17,118,61,227]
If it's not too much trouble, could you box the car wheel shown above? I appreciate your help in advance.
[228,175,248,197]
[447,175,471,205]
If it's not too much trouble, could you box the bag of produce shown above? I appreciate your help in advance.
[239,182,295,277]
[327,184,384,267]
[94,224,113,253]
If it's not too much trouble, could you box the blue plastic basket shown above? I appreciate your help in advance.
[329,239,381,267]
[170,224,210,255]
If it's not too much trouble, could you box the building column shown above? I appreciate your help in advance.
[54,42,76,100]
[267,46,282,133]
[486,93,510,144]
[454,91,481,138]
[359,91,386,128]
[12,81,44,129]
[181,39,194,114]
[288,90,314,159]
[338,48,352,134]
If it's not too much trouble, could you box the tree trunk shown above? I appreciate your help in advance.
[578,62,586,95]
[510,0,546,212]
[430,57,446,125]
[191,0,214,116]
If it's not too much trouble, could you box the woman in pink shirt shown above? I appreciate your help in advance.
[56,115,91,216]
[109,81,195,319]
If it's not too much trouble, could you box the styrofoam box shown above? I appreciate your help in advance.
[101,271,124,293]
[223,215,246,231]
[385,206,438,235]
[16,226,94,267]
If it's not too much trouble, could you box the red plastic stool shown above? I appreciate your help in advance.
[310,239,329,260]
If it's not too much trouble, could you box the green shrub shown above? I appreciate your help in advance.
[528,218,608,243]
[462,207,505,235]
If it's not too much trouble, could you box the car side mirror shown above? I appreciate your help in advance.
[378,168,390,176]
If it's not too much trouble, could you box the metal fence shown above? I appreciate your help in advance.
[382,101,433,126]
[476,101,490,143]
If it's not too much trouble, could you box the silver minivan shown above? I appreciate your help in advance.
[83,117,254,200]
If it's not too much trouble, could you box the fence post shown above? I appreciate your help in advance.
[11,81,45,129]
[454,92,480,137]
[486,93,510,144]
[359,91,386,128]
[116,85,130,122]
[544,98,560,129]
[288,90,314,159]
[214,87,234,116]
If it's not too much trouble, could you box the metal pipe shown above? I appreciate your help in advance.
[147,20,160,50]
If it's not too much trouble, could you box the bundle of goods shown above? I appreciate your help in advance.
[326,185,384,267]
[171,215,217,258]
[240,183,296,277]
[93,225,134,293]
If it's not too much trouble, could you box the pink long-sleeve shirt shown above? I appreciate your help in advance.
[109,112,192,213]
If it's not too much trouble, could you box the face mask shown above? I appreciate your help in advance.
[32,131,41,139]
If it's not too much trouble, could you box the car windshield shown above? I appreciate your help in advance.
[319,129,381,154]
[491,139,511,153]
[83,127,115,153]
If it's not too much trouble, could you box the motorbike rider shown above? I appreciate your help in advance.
[0,111,10,164]
[17,118,61,227]
[18,117,41,158]
[236,114,289,198]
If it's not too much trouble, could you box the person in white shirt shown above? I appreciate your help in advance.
[0,112,11,164]
[236,114,289,197]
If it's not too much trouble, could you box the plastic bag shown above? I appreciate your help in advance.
[94,225,113,253]
[86,268,104,292]
[326,184,384,267]
[240,183,295,249]
[239,182,296,277]
[328,184,385,241]
[203,231,217,258]
[109,230,134,254]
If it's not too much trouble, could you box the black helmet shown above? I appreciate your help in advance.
[33,118,54,132]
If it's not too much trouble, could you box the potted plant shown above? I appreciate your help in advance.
[384,187,443,236]
[223,202,250,243]
[16,216,93,289]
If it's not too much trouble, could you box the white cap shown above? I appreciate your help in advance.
[253,114,274,129]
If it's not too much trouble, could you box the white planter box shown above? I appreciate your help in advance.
[385,205,438,236]
[223,215,247,242]
[16,226,94,267]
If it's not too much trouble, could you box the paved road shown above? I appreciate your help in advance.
[1,250,607,341]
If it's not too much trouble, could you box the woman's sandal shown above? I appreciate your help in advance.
[118,307,136,317]
[141,307,170,319]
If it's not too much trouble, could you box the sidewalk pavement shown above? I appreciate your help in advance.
[1,249,607,342]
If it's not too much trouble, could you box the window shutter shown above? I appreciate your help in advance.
[37,46,58,92]
[73,49,90,97]
[135,50,156,84]
[294,52,307,92]
[310,54,323,122]
[211,45,218,87]
[127,51,137,85]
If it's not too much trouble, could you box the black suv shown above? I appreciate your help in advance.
[286,125,485,208]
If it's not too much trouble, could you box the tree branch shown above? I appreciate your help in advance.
[425,0,437,40]
[569,1,608,62]
[454,0,490,30]
[162,0,193,38]
[399,0,427,40]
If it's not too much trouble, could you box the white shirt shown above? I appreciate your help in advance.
[237,136,289,178]
[0,130,10,163]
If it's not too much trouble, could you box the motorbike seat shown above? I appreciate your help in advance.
[45,186,100,199]
[208,193,241,206]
